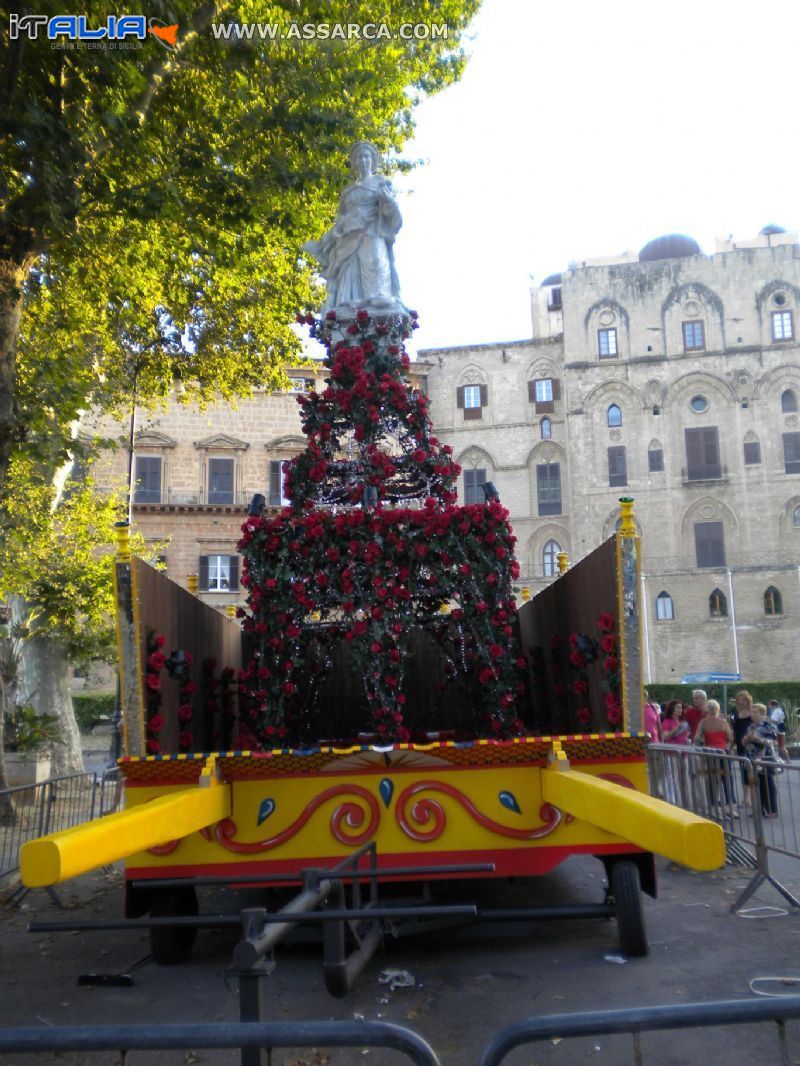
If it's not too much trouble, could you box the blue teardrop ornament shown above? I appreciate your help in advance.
[499,790,521,814]
[379,778,394,808]
[257,798,275,826]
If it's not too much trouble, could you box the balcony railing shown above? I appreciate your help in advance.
[681,464,728,485]
[133,489,254,508]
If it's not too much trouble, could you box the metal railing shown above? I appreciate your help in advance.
[647,743,800,911]
[479,995,800,1066]
[0,768,121,883]
[0,1019,442,1065]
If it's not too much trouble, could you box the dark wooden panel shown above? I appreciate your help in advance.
[133,559,241,754]
[516,537,619,734]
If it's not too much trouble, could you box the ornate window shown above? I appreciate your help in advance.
[598,328,618,358]
[608,446,627,487]
[683,320,705,351]
[457,383,487,420]
[199,554,240,592]
[655,591,674,621]
[648,444,664,472]
[764,586,783,616]
[743,440,761,465]
[540,417,552,440]
[463,467,487,505]
[536,463,562,516]
[133,456,161,504]
[794,505,800,527]
[542,539,561,577]
[772,311,794,342]
[784,433,800,474]
[695,521,726,567]
[709,588,728,618]
[782,389,798,413]
[607,404,622,427]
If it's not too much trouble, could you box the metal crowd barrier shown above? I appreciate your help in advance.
[647,743,800,911]
[0,1020,441,1065]
[0,768,122,884]
[479,995,800,1066]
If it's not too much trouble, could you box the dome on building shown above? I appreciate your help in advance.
[541,272,562,286]
[638,234,701,263]
[759,224,786,236]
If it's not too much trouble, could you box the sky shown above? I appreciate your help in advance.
[391,0,800,352]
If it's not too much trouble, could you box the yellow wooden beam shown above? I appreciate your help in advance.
[541,768,725,871]
[20,782,231,887]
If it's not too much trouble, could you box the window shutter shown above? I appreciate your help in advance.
[269,460,282,505]
[456,386,465,409]
[464,405,482,421]
[480,384,488,406]
[198,555,209,591]
[528,381,536,402]
[229,555,239,592]
[552,380,561,401]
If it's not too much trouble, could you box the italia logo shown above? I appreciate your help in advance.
[8,13,179,49]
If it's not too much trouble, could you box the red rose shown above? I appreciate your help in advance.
[489,644,504,660]
[569,651,586,668]
[147,651,166,670]
[148,713,164,733]
[178,704,193,722]
[283,681,296,696]
[598,613,615,632]
[576,707,592,725]
[145,673,161,692]
[396,727,411,742]
[603,656,618,673]
[154,634,166,648]
[600,635,616,653]
[607,707,622,725]
[146,738,161,754]
[178,730,193,748]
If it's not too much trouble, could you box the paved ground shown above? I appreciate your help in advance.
[2,847,800,1066]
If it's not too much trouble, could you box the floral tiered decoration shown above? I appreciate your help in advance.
[237,309,529,747]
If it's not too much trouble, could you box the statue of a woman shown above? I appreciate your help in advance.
[302,141,406,315]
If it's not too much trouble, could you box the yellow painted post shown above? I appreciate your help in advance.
[21,778,232,887]
[114,520,131,562]
[113,522,145,757]
[520,587,531,602]
[187,573,199,595]
[226,604,237,619]
[541,766,725,871]
[616,497,643,735]
[556,552,568,575]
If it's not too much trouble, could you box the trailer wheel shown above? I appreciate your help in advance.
[149,886,198,965]
[611,860,648,957]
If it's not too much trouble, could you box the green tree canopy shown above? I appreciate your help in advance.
[1,0,479,488]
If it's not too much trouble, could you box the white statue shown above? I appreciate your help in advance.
[303,141,406,315]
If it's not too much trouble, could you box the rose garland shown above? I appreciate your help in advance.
[144,629,166,754]
[597,613,622,727]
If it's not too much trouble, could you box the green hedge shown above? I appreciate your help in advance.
[72,693,116,732]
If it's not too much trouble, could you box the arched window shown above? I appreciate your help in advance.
[542,539,561,577]
[655,591,674,620]
[764,587,783,616]
[607,403,622,427]
[782,389,798,413]
[540,417,552,440]
[709,589,728,618]
[794,505,800,527]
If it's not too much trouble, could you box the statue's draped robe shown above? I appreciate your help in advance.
[304,176,404,311]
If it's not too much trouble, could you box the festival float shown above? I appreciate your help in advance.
[21,142,724,973]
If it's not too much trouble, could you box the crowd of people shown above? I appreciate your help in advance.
[643,687,791,818]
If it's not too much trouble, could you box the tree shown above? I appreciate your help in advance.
[1,0,479,496]
[0,453,155,775]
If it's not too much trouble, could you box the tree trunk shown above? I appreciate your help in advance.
[0,257,31,502]
[17,630,84,777]
[0,648,17,825]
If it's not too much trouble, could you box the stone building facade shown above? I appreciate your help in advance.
[90,230,800,682]
[420,229,800,683]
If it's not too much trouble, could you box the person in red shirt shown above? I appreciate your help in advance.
[684,689,707,740]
